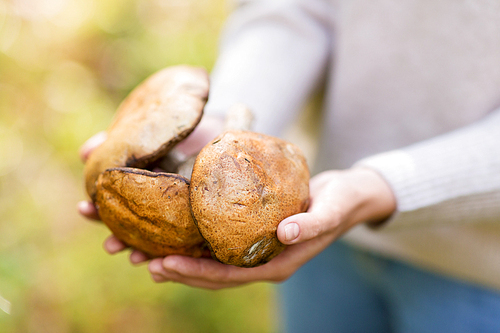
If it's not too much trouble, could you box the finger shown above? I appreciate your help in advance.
[159,255,290,285]
[277,203,341,245]
[150,235,338,289]
[148,258,242,289]
[149,259,173,282]
[149,258,185,284]
[77,201,101,221]
[156,245,317,288]
[160,274,242,289]
[151,270,240,289]
[129,250,149,265]
[103,235,128,254]
[149,258,169,275]
[151,273,171,283]
[162,255,248,283]
[79,131,107,162]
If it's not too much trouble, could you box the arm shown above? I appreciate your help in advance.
[149,167,396,289]
[148,5,500,285]
[356,108,500,228]
[204,0,333,135]
[148,109,500,289]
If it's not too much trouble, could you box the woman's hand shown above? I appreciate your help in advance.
[78,118,397,285]
[148,168,397,289]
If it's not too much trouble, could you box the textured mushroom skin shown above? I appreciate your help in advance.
[85,66,209,201]
[96,168,206,257]
[190,131,310,267]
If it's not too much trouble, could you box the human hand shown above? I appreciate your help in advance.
[148,167,397,289]
[77,115,225,263]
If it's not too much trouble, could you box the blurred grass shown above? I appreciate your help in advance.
[0,0,279,332]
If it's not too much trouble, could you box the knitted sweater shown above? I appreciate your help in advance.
[204,0,500,289]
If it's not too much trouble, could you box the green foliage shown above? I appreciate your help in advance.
[0,1,278,332]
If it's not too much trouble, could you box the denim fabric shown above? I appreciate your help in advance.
[280,241,500,333]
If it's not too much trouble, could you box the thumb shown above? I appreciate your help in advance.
[277,206,340,245]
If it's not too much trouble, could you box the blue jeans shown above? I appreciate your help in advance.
[280,241,500,333]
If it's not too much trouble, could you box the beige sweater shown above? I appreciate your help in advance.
[205,0,500,289]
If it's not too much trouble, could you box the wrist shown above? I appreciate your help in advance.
[346,167,397,227]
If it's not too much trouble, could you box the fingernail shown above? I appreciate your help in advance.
[77,201,88,211]
[130,251,148,265]
[105,237,125,253]
[106,242,121,253]
[149,259,165,274]
[162,260,178,273]
[284,223,299,242]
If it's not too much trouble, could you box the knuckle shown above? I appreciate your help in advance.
[327,206,343,228]
[304,215,325,239]
[318,206,342,232]
[311,217,324,236]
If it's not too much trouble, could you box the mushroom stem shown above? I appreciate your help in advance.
[176,104,255,179]
[224,103,254,132]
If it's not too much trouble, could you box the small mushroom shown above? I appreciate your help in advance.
[85,65,209,201]
[190,131,310,267]
[84,66,209,257]
[96,168,205,257]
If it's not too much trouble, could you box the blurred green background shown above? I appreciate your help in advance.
[0,0,279,332]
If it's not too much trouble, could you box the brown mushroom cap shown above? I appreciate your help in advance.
[190,130,310,267]
[84,65,209,201]
[96,168,205,257]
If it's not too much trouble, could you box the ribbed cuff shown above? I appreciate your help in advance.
[354,111,500,229]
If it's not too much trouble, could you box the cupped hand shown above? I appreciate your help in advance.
[77,115,225,263]
[149,168,397,289]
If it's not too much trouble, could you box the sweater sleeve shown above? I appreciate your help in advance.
[355,108,500,229]
[204,0,333,136]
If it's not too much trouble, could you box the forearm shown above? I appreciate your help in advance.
[355,108,500,228]
[204,0,333,135]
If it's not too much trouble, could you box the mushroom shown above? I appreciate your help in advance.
[190,131,310,267]
[84,66,209,257]
[96,168,205,257]
[83,65,310,265]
